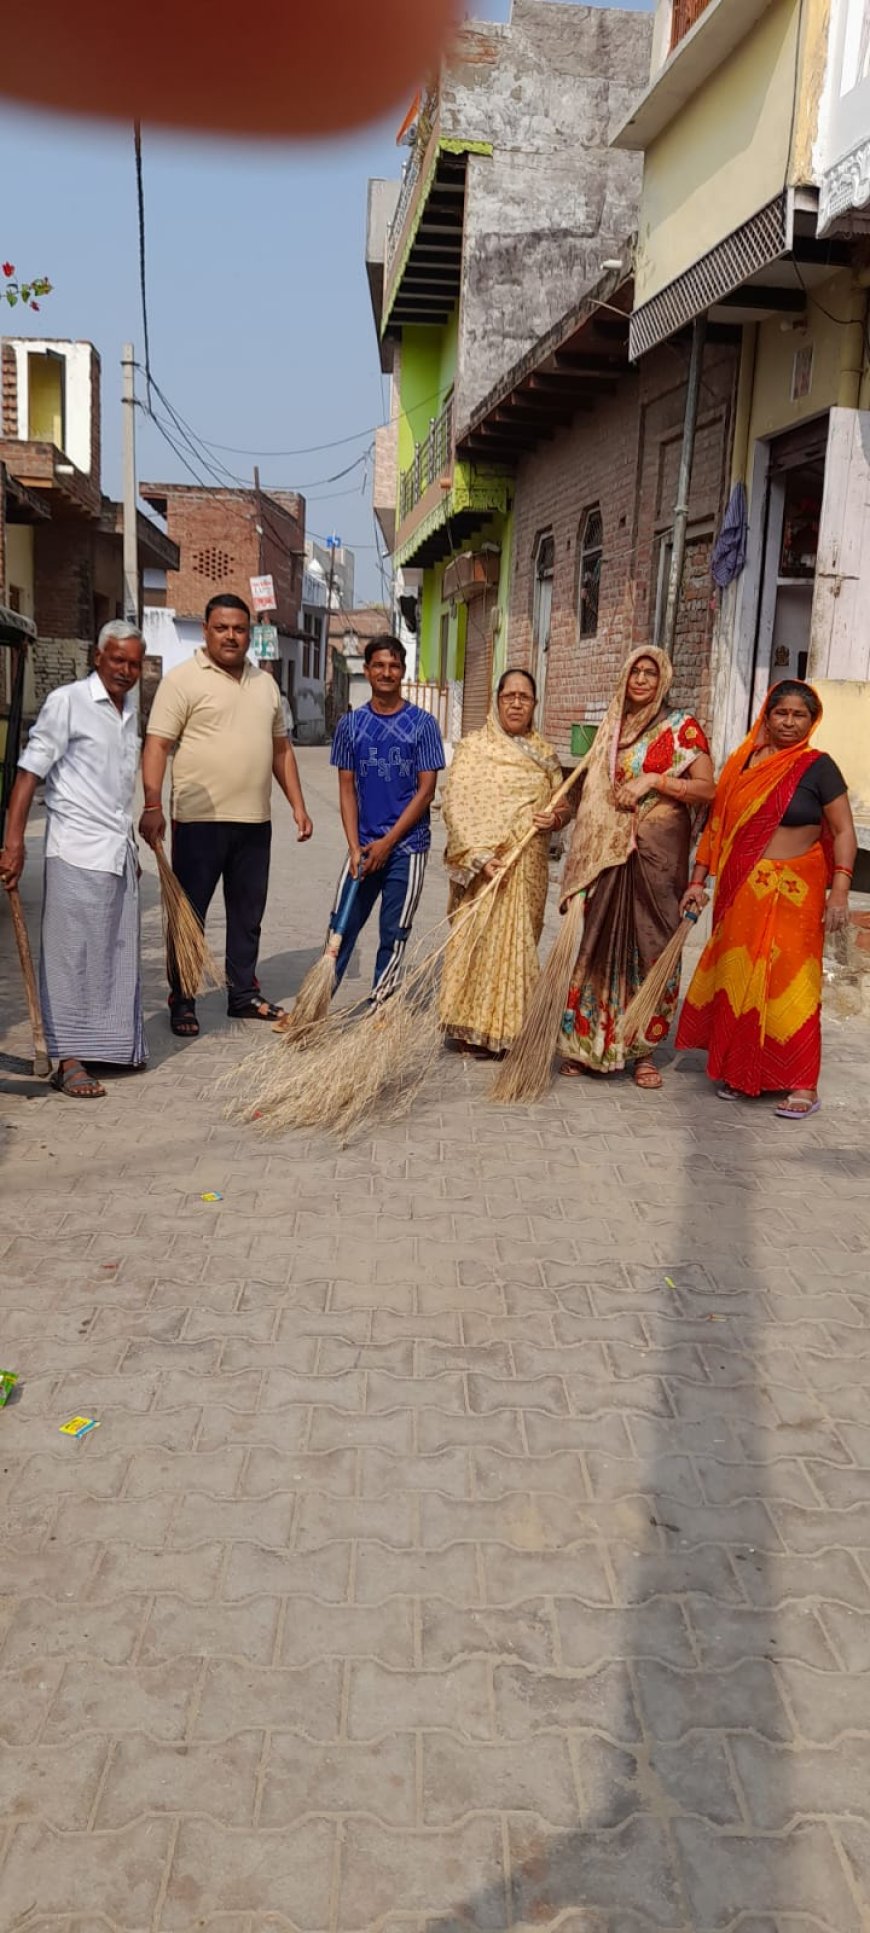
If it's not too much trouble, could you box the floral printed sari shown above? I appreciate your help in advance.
[559,650,708,1073]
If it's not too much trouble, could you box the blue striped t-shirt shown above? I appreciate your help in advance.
[330,702,445,855]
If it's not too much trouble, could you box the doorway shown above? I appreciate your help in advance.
[751,417,827,714]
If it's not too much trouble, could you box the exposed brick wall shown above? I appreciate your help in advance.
[2,345,17,437]
[152,488,304,631]
[33,523,95,642]
[31,638,91,709]
[507,339,737,754]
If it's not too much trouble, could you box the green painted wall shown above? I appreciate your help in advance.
[418,564,442,681]
[397,307,459,475]
[416,501,515,692]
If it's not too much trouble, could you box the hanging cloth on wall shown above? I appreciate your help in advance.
[711,482,748,589]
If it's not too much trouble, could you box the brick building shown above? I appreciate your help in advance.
[457,265,739,754]
[138,483,325,737]
[0,338,177,716]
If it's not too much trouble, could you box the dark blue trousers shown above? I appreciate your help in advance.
[170,820,271,1010]
[332,849,428,1000]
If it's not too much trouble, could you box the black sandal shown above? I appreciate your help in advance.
[50,1058,106,1098]
[228,998,286,1022]
[169,996,200,1037]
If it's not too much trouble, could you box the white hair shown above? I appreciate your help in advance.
[96,620,145,652]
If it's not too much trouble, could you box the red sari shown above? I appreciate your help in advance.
[676,695,832,1095]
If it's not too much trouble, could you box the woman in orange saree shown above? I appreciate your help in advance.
[676,681,857,1118]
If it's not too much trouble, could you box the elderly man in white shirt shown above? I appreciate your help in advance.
[0,622,147,1097]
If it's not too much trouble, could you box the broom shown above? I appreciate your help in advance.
[154,841,224,999]
[620,905,700,1050]
[273,874,360,1041]
[228,759,590,1138]
[490,889,587,1105]
[7,885,52,1077]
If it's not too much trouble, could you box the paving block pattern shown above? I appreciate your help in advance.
[2,751,870,1929]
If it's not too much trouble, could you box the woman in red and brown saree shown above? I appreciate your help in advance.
[558,648,715,1090]
[676,680,857,1119]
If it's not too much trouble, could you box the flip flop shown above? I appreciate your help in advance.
[774,1096,821,1120]
[717,1083,742,1100]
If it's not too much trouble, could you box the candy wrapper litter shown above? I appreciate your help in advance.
[0,1372,17,1408]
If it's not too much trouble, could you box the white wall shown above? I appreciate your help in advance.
[142,608,201,677]
[9,339,93,474]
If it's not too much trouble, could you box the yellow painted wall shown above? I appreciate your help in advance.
[5,526,35,619]
[813,678,870,825]
[735,273,867,505]
[636,0,801,307]
[27,352,65,446]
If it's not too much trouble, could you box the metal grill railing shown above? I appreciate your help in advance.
[629,194,788,359]
[386,89,438,276]
[399,394,454,523]
[670,0,713,50]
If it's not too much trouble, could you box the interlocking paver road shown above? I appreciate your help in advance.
[1,747,870,1932]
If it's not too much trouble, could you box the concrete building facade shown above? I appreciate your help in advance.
[0,337,176,716]
[366,0,652,734]
[614,0,870,846]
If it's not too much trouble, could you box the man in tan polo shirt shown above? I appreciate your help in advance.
[139,593,313,1036]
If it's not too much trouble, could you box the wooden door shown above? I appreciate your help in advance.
[461,594,493,736]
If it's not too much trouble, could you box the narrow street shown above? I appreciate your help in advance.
[2,751,870,1931]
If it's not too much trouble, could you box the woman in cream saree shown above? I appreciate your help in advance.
[439,669,566,1058]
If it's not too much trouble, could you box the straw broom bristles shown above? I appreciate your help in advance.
[223,759,591,1139]
[273,877,360,1042]
[154,842,224,998]
[490,889,586,1104]
[620,908,699,1050]
[273,945,340,1043]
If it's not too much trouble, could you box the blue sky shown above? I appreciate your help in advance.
[0,0,652,603]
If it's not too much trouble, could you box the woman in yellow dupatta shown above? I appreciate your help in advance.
[439,668,565,1058]
[676,680,857,1118]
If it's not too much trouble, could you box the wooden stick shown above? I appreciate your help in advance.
[7,886,51,1077]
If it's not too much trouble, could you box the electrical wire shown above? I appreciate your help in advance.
[133,124,153,410]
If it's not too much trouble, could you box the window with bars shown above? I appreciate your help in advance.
[577,507,603,639]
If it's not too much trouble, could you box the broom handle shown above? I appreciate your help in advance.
[7,886,52,1077]
[398,760,590,984]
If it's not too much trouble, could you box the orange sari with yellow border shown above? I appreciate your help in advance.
[676,706,832,1095]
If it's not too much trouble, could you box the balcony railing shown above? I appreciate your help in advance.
[385,87,438,277]
[670,0,713,51]
[399,394,454,524]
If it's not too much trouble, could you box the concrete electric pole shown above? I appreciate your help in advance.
[121,343,140,623]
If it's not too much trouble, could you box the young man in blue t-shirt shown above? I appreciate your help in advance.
[329,635,445,1001]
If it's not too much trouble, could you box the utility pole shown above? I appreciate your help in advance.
[253,465,264,574]
[121,344,140,623]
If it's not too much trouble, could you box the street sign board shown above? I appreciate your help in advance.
[251,622,279,660]
[250,574,276,612]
